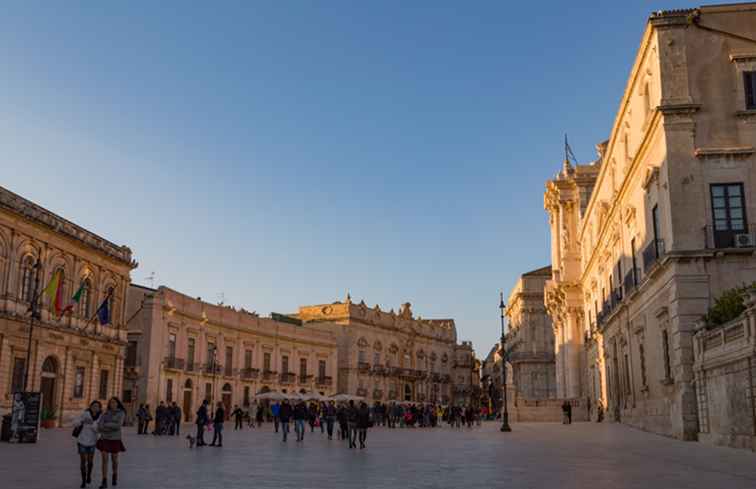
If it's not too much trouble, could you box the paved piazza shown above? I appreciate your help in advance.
[2,422,755,489]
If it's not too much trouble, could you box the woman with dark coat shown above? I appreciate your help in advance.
[356,401,371,449]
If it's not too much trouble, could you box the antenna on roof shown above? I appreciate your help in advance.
[145,271,156,288]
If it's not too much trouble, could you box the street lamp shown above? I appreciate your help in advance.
[499,291,511,432]
[23,258,42,392]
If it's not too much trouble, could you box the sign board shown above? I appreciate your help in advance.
[10,391,41,443]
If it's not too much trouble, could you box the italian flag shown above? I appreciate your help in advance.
[62,282,86,316]
[42,270,66,318]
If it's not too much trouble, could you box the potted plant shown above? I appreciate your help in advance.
[40,408,56,429]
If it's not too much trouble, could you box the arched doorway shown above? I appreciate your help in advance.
[40,357,58,417]
[183,379,193,422]
[404,383,412,402]
[221,383,232,420]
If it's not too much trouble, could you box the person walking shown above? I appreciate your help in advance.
[142,404,152,435]
[135,404,146,435]
[346,400,358,449]
[336,403,348,440]
[279,399,292,442]
[324,401,336,440]
[256,402,265,429]
[74,400,101,488]
[562,400,572,425]
[356,401,370,449]
[210,402,225,447]
[195,400,209,447]
[231,405,244,430]
[171,402,182,436]
[271,401,281,432]
[96,397,126,489]
[293,400,307,442]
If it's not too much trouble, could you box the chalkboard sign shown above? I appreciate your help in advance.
[10,392,41,443]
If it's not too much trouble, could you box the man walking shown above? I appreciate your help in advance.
[271,401,281,432]
[231,405,244,430]
[293,400,307,442]
[210,401,225,447]
[324,401,337,440]
[347,400,358,448]
[196,400,209,447]
[279,399,292,442]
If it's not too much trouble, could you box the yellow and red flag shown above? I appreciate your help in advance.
[43,269,65,317]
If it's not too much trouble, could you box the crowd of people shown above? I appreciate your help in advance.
[134,401,182,436]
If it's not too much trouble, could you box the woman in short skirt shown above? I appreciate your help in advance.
[74,400,101,487]
[96,397,126,488]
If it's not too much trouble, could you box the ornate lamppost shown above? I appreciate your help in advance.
[499,291,511,432]
[23,258,43,391]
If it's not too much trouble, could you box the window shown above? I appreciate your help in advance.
[358,350,366,364]
[299,358,307,378]
[11,358,25,393]
[207,342,216,366]
[166,379,173,403]
[73,367,85,398]
[99,370,109,399]
[263,352,271,372]
[187,338,195,370]
[711,183,748,248]
[243,386,250,407]
[745,71,756,110]
[19,256,35,303]
[318,360,326,379]
[281,355,289,374]
[662,330,672,381]
[78,279,92,318]
[168,334,176,360]
[225,346,233,374]
[373,352,380,366]
[205,382,212,401]
[126,341,137,367]
[244,350,252,370]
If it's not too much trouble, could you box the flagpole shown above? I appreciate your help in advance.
[82,288,114,334]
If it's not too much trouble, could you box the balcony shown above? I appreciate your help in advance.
[298,374,313,385]
[417,370,428,380]
[372,364,385,375]
[315,376,333,386]
[185,361,199,373]
[280,372,296,384]
[240,368,259,380]
[203,363,222,375]
[389,367,403,377]
[642,239,665,273]
[164,357,185,371]
[223,367,236,378]
[358,362,371,373]
[262,370,277,382]
[431,372,442,383]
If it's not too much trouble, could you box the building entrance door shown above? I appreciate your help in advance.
[404,383,412,401]
[40,357,58,417]
[183,379,193,422]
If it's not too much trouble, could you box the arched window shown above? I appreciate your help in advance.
[19,255,35,303]
[184,379,193,389]
[78,279,92,318]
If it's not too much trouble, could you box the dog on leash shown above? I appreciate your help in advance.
[186,434,196,449]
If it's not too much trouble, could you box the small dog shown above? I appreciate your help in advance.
[186,434,196,449]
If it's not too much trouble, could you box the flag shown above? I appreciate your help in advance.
[42,270,65,317]
[96,295,111,326]
[62,282,86,316]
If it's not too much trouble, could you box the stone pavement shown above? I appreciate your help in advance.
[1,421,755,489]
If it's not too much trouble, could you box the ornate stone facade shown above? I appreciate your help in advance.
[544,4,756,441]
[0,185,136,426]
[505,266,556,401]
[124,285,338,421]
[297,297,477,405]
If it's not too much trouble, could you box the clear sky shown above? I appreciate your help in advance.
[1,1,706,355]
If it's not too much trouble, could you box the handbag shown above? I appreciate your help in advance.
[72,425,83,438]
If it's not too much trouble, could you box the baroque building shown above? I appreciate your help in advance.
[124,285,338,421]
[504,266,556,401]
[0,185,136,426]
[545,4,756,441]
[297,297,477,405]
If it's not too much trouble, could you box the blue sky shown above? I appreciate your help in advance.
[1,1,704,355]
